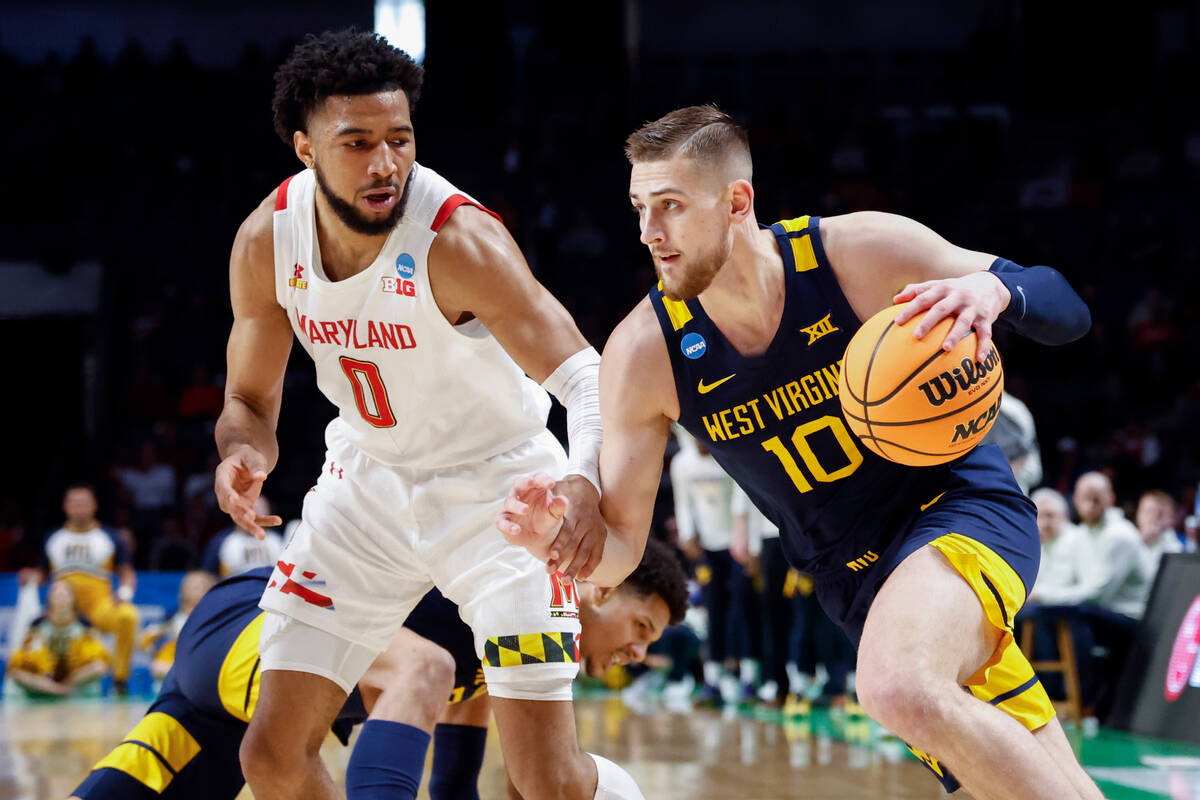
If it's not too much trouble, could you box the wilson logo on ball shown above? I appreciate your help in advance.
[916,348,1000,407]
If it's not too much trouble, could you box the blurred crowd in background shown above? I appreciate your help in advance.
[2,3,1198,716]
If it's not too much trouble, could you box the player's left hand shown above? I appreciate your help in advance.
[546,475,607,581]
[496,473,569,563]
[892,271,1011,363]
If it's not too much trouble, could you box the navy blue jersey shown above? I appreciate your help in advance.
[652,216,1032,579]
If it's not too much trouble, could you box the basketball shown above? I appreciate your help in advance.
[838,304,1004,466]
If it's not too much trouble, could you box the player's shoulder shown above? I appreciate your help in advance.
[602,297,676,416]
[427,201,511,267]
[233,189,279,260]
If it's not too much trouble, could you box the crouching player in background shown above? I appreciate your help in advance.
[71,539,688,799]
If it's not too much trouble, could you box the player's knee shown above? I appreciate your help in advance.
[370,641,456,723]
[855,670,946,744]
[508,750,592,800]
[239,720,318,791]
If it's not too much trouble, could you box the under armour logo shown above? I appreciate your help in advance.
[798,312,839,346]
[328,461,343,479]
[289,263,308,290]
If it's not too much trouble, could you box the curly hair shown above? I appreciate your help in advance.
[620,538,690,625]
[272,27,424,147]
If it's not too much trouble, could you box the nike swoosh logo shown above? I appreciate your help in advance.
[697,374,736,394]
[920,491,946,512]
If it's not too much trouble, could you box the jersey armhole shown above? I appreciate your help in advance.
[430,194,503,232]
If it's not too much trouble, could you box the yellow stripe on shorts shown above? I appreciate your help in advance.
[483,632,578,668]
[91,712,200,792]
[218,612,265,722]
[929,533,1055,732]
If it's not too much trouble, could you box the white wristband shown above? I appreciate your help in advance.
[542,347,603,495]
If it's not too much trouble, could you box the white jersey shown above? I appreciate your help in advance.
[669,446,736,552]
[272,165,550,470]
[203,527,283,578]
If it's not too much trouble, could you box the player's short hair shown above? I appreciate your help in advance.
[1031,487,1068,513]
[63,482,97,499]
[272,27,424,146]
[624,104,752,180]
[619,538,689,625]
[1140,489,1176,514]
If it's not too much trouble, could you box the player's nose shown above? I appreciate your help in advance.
[629,642,648,662]
[639,213,663,246]
[367,142,398,179]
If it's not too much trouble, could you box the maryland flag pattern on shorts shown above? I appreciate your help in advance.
[484,632,577,668]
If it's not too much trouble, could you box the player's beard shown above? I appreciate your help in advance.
[657,237,731,301]
[314,164,412,236]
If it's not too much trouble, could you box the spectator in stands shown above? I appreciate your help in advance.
[147,516,197,571]
[7,581,109,697]
[1027,488,1093,605]
[1072,471,1148,618]
[1135,490,1184,584]
[1071,471,1146,720]
[670,431,757,704]
[143,570,217,680]
[983,391,1042,494]
[19,484,138,694]
[114,440,178,547]
[201,495,283,578]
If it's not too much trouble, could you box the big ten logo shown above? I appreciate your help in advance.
[381,276,416,297]
[549,571,579,619]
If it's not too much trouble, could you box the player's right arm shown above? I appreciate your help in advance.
[214,194,291,539]
[498,300,675,587]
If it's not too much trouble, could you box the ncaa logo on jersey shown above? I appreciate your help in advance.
[383,253,417,297]
[681,332,707,360]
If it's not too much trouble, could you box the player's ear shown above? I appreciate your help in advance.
[592,585,618,606]
[294,130,315,170]
[729,179,754,222]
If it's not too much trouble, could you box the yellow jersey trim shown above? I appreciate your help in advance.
[656,280,693,331]
[777,216,819,271]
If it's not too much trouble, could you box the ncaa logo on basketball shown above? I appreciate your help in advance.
[917,349,1000,407]
[681,332,707,360]
[949,395,1002,444]
[383,253,417,297]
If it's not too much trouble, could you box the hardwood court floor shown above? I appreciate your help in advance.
[1,694,1196,799]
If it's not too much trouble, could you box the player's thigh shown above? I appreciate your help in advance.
[358,626,455,717]
[858,545,1001,688]
[421,432,579,702]
[246,668,349,758]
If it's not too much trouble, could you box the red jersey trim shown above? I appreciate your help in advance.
[431,194,502,232]
[275,175,295,212]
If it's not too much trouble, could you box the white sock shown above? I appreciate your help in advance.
[590,753,645,800]
[703,662,722,686]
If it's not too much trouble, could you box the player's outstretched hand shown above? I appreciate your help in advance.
[892,271,1012,363]
[496,473,569,564]
[547,476,607,581]
[215,448,282,540]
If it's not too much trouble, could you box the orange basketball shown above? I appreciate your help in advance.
[838,304,1004,466]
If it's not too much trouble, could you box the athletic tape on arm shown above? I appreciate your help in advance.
[541,347,603,494]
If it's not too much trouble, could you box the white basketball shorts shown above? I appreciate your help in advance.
[258,421,580,701]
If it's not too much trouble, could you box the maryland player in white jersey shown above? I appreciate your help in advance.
[214,29,640,800]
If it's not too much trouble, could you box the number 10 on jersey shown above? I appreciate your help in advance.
[339,356,397,428]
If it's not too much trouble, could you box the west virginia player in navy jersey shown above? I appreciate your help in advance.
[498,106,1100,800]
[72,539,688,799]
[70,568,467,800]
